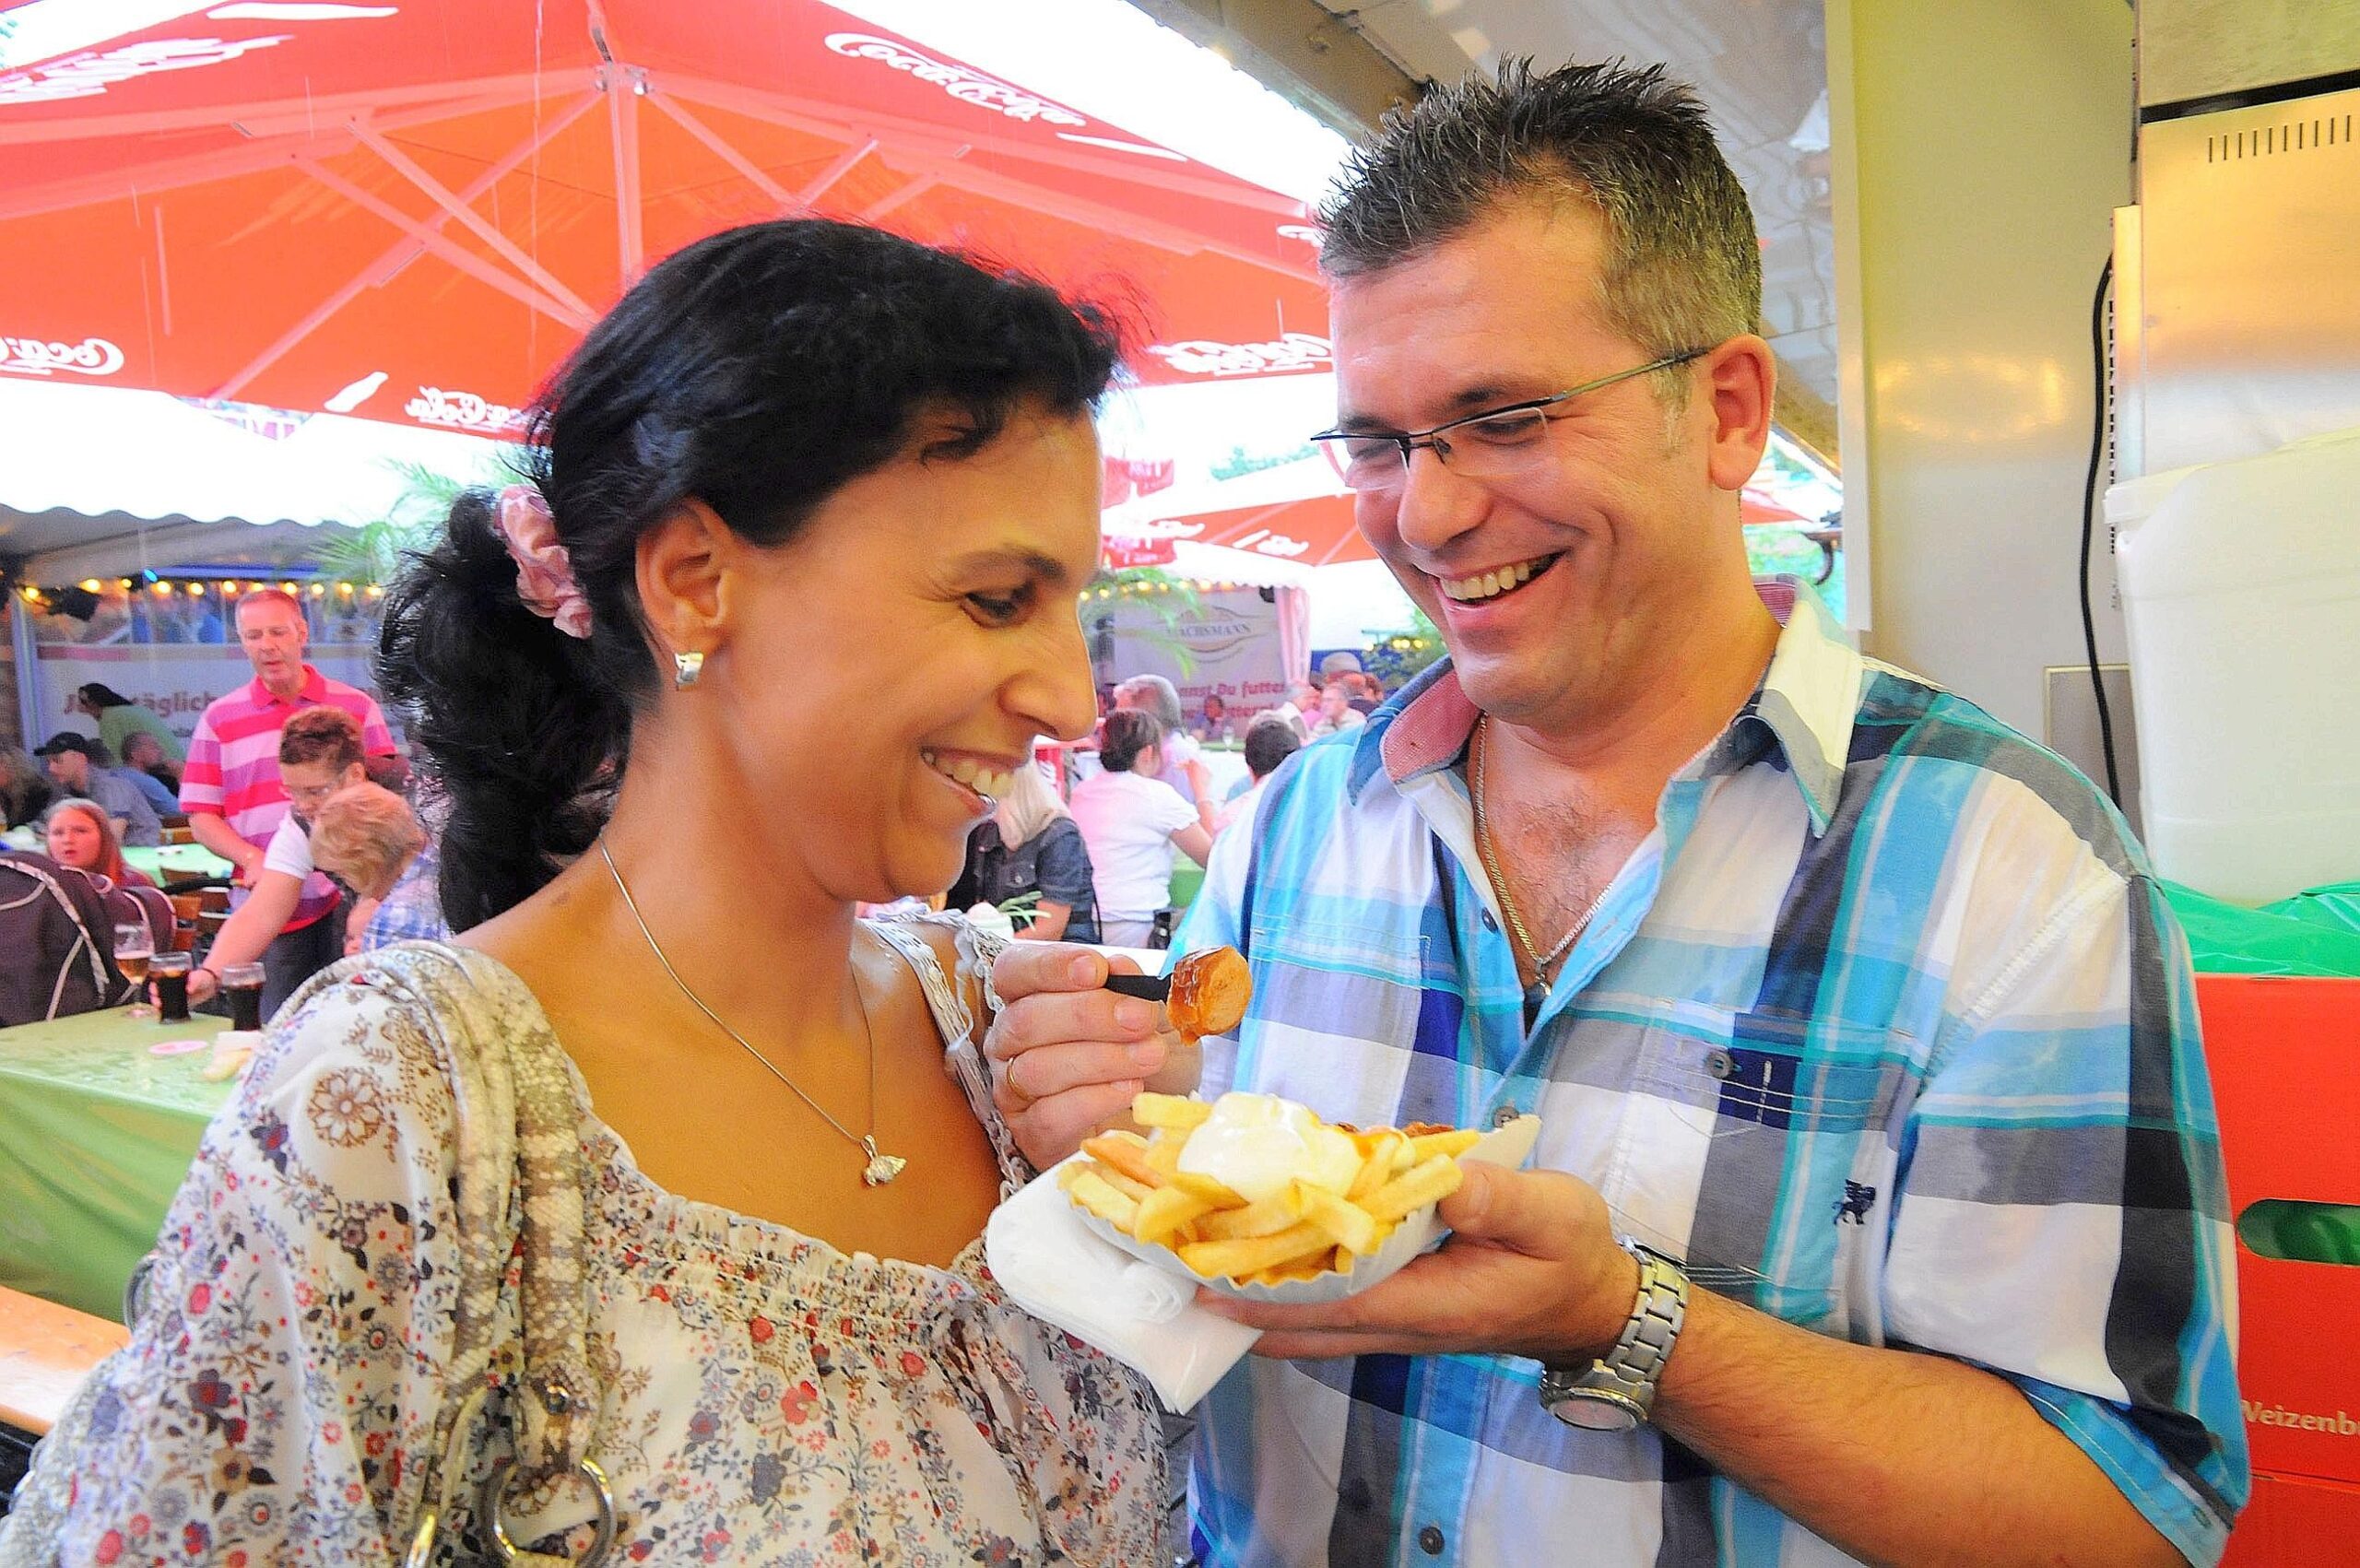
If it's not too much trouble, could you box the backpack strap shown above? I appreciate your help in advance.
[105,879,177,952]
[0,852,125,1019]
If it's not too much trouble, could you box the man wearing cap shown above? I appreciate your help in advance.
[37,733,163,846]
[181,588,399,1015]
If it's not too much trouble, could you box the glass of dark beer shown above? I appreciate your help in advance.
[150,950,193,1024]
[114,923,155,1020]
[221,962,266,1032]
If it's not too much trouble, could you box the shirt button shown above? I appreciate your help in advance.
[1480,908,1500,933]
[1418,1524,1446,1556]
[1493,1105,1521,1128]
[1705,1049,1737,1080]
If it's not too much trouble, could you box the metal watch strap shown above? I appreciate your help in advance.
[1540,1241,1689,1426]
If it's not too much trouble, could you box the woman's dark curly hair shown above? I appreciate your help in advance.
[378,219,1123,929]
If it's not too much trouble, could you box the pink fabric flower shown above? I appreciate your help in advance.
[496,483,593,640]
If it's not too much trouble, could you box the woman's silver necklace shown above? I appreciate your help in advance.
[600,840,906,1186]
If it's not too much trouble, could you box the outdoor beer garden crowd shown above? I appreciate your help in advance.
[0,59,2245,1568]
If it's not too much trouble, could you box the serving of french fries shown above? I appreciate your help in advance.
[1057,1091,1485,1290]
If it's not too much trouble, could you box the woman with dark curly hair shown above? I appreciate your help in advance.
[4,219,1169,1567]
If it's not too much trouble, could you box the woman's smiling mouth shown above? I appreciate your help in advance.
[920,749,1017,803]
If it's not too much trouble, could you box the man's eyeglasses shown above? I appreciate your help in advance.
[1310,348,1713,492]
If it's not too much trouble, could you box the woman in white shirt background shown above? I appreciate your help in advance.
[1111,674,1217,834]
[1068,708,1213,947]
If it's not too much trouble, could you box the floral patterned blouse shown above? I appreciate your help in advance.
[1,930,1162,1567]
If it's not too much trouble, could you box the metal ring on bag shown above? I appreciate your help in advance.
[404,1503,441,1568]
[479,1455,618,1567]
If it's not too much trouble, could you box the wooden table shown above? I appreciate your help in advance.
[0,1284,125,1437]
[0,1009,237,1319]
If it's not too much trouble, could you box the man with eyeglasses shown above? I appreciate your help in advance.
[985,60,2241,1566]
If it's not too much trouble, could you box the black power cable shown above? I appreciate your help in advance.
[2079,256,2124,807]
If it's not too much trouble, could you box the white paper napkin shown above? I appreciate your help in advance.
[200,1029,264,1080]
[986,1153,1261,1410]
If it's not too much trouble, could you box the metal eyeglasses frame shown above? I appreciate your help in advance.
[1310,347,1714,489]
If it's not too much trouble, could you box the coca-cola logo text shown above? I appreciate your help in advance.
[0,336,126,379]
[0,36,294,107]
[1115,516,1207,541]
[406,386,526,434]
[1142,333,1332,379]
[823,33,1087,127]
[1225,528,1311,559]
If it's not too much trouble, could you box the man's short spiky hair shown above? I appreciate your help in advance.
[1319,59,1761,368]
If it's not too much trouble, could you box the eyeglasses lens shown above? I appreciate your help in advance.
[1331,407,1555,491]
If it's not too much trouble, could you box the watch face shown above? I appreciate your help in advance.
[1548,1395,1642,1432]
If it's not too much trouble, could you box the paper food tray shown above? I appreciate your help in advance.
[1070,1114,1541,1305]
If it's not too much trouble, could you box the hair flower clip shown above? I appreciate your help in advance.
[496,484,593,640]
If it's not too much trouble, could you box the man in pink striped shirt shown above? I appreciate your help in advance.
[179,590,397,1018]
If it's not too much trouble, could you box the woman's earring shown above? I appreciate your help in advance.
[673,651,705,690]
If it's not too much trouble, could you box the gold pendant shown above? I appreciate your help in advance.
[860,1136,906,1187]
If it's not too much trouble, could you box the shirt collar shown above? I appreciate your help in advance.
[247,664,326,710]
[1357,577,1859,832]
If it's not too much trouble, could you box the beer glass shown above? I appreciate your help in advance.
[114,923,155,1020]
[151,950,194,1024]
[221,962,266,1032]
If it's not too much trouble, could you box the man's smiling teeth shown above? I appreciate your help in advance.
[1439,556,1551,602]
[921,750,1013,797]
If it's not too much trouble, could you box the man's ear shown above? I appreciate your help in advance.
[1701,334,1776,493]
[635,499,735,665]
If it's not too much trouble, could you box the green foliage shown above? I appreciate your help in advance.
[1083,566,1202,618]
[1742,525,1847,620]
[1080,567,1205,676]
[1361,605,1447,690]
[1210,442,1316,481]
[313,454,515,587]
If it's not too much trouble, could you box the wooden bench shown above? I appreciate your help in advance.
[0,1284,124,1439]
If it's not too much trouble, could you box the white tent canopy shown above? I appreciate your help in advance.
[0,380,512,581]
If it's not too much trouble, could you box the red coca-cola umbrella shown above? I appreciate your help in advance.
[0,0,1331,437]
[1111,481,1839,573]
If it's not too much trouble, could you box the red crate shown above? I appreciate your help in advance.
[2198,975,2360,1487]
[2223,1471,2360,1566]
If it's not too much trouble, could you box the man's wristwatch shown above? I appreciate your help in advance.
[1538,1240,1690,1432]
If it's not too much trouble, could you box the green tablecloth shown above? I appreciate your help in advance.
[0,1010,236,1318]
[122,843,235,884]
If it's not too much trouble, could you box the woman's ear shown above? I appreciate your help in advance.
[635,499,736,664]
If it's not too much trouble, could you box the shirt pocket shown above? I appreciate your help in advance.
[1608,1003,1914,1327]
[1234,916,1442,1124]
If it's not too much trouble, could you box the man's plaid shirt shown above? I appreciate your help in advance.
[1175,581,2245,1566]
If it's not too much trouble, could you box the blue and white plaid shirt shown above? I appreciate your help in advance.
[362,837,447,950]
[1174,581,2244,1566]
